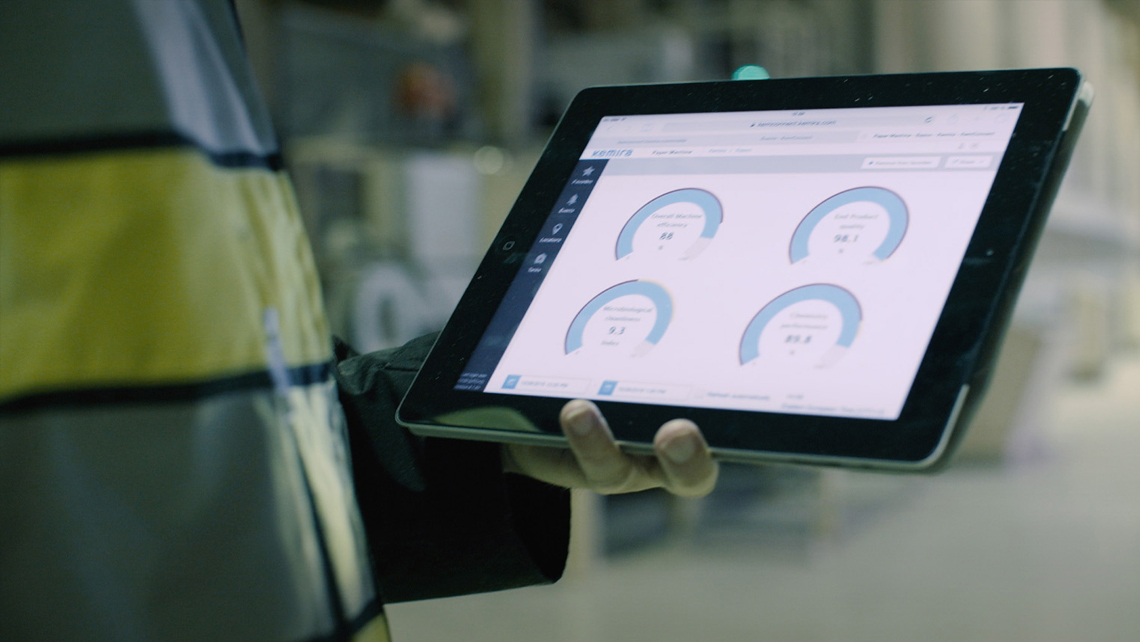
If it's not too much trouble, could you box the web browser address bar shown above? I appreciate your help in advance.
[601,131,861,147]
[661,115,936,132]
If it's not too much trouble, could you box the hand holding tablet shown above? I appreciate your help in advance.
[503,400,719,497]
[400,69,1092,472]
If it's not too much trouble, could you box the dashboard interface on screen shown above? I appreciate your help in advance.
[455,103,1023,420]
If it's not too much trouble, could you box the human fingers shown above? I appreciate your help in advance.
[560,399,660,494]
[653,419,719,498]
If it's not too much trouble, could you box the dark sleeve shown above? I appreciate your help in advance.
[333,333,570,603]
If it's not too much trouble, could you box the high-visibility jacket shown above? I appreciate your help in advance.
[0,2,567,641]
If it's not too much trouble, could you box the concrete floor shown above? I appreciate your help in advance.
[387,353,1140,642]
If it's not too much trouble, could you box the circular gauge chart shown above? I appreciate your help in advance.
[789,187,907,265]
[565,280,674,357]
[615,188,722,261]
[739,284,862,368]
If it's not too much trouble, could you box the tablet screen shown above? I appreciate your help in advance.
[456,103,1022,421]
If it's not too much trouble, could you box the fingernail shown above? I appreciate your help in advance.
[663,432,698,464]
[564,403,596,437]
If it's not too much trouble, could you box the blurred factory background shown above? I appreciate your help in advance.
[234,1,1140,640]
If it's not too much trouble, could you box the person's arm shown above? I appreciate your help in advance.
[334,334,569,603]
[334,333,719,602]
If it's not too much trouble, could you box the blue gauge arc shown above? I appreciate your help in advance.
[739,284,862,364]
[565,280,674,353]
[616,188,723,259]
[789,187,908,263]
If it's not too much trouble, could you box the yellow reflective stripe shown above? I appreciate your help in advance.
[352,615,391,642]
[0,148,330,400]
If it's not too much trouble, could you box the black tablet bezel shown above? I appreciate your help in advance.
[398,68,1085,469]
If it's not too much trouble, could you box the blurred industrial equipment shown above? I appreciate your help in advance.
[233,0,1140,566]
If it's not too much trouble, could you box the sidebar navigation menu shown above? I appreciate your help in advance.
[455,159,608,391]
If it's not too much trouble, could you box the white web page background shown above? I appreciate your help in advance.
[485,105,1019,420]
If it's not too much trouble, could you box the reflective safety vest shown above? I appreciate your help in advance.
[0,2,387,639]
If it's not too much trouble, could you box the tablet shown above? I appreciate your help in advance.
[397,68,1091,471]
